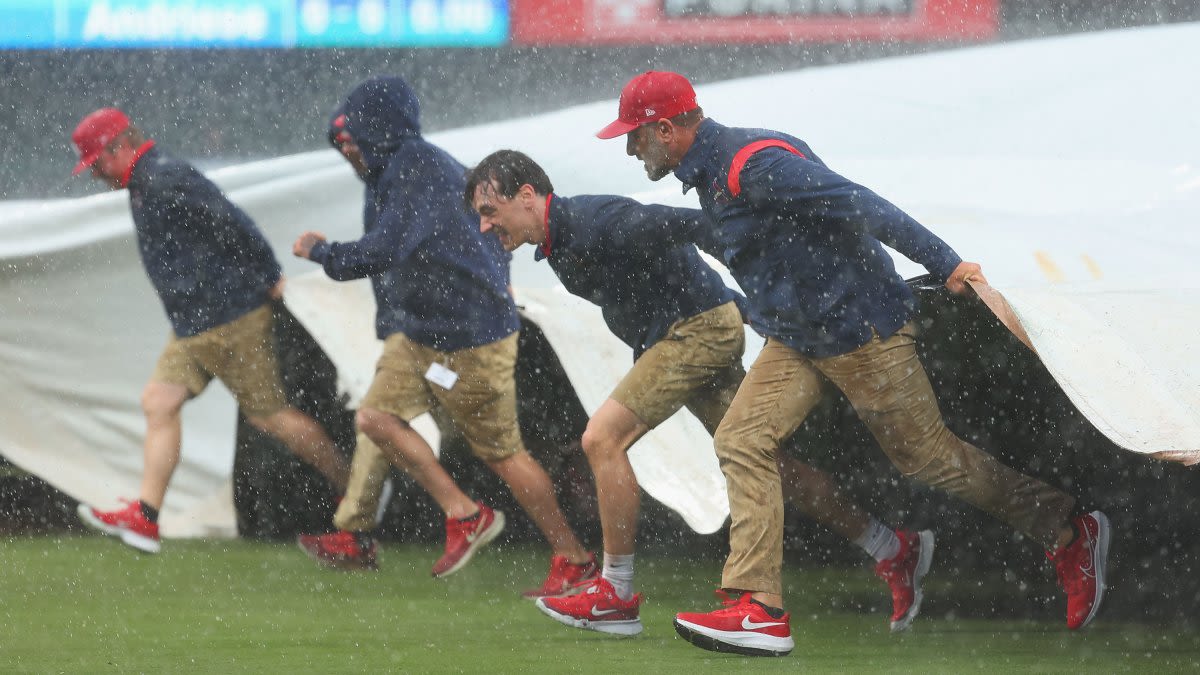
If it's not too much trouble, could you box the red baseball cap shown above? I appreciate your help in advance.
[596,71,698,140]
[71,108,130,175]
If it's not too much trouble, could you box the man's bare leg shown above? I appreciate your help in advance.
[138,380,190,510]
[488,452,590,563]
[249,407,350,492]
[355,407,477,519]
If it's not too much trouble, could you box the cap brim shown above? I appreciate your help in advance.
[595,119,638,140]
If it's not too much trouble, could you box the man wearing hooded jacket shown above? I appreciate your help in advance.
[293,76,596,595]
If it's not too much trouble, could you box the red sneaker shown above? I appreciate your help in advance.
[522,553,601,598]
[77,499,160,554]
[875,529,935,633]
[674,590,793,657]
[1049,510,1111,630]
[432,502,505,578]
[297,531,378,571]
[536,576,643,636]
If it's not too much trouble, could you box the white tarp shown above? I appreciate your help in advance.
[2,23,1197,539]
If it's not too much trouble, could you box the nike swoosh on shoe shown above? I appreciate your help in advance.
[741,617,785,630]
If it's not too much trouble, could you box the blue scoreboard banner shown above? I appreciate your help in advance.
[0,0,508,48]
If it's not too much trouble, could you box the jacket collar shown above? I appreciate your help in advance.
[674,118,722,194]
[533,193,559,262]
[122,141,157,189]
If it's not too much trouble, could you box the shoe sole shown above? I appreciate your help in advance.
[1077,511,1111,629]
[673,618,793,657]
[433,510,506,578]
[891,529,936,633]
[77,504,160,554]
[295,537,379,572]
[535,598,643,636]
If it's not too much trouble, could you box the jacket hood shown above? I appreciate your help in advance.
[342,76,422,171]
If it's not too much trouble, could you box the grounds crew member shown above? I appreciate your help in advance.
[71,107,351,554]
[293,76,597,594]
[466,149,937,636]
[597,71,1110,656]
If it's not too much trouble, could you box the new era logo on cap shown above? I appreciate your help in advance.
[596,71,697,139]
[71,108,130,175]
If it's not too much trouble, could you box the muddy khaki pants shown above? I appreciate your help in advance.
[333,433,391,533]
[715,323,1076,596]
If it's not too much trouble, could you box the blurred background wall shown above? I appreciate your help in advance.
[2,0,1198,199]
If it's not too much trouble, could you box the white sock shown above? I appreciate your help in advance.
[602,553,635,601]
[855,518,901,562]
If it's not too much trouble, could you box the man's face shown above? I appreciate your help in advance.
[88,140,128,190]
[471,180,540,252]
[337,139,370,178]
[626,123,675,181]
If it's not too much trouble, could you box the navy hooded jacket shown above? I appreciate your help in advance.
[309,77,518,349]
[673,119,962,358]
[126,144,281,338]
[536,194,738,359]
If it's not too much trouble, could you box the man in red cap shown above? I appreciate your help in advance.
[70,107,351,554]
[597,72,1111,655]
[465,149,937,638]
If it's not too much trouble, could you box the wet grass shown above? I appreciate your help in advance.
[1,535,1197,673]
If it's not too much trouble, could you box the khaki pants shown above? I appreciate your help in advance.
[716,323,1075,596]
[611,301,745,432]
[333,433,391,532]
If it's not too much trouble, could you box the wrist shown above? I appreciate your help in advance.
[309,240,331,263]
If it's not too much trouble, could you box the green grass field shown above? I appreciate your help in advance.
[1,535,1197,673]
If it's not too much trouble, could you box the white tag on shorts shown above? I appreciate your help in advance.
[424,362,459,390]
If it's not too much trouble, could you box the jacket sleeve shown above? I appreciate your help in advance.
[859,202,962,282]
[182,176,282,288]
[739,150,962,282]
[311,179,433,281]
[481,231,513,287]
[578,200,716,256]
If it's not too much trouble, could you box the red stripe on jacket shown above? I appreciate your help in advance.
[727,140,804,197]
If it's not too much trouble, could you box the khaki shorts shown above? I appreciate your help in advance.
[611,301,746,431]
[151,304,288,417]
[361,331,522,462]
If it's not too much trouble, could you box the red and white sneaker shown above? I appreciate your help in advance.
[875,529,935,633]
[1049,510,1111,630]
[77,499,161,554]
[523,552,601,598]
[536,576,643,636]
[674,590,793,657]
[297,531,378,571]
[431,501,505,578]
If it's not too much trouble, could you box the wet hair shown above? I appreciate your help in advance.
[671,107,704,128]
[109,124,147,150]
[463,149,554,209]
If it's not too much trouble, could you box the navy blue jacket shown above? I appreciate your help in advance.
[310,77,518,350]
[537,194,737,358]
[673,119,962,358]
[126,144,281,338]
